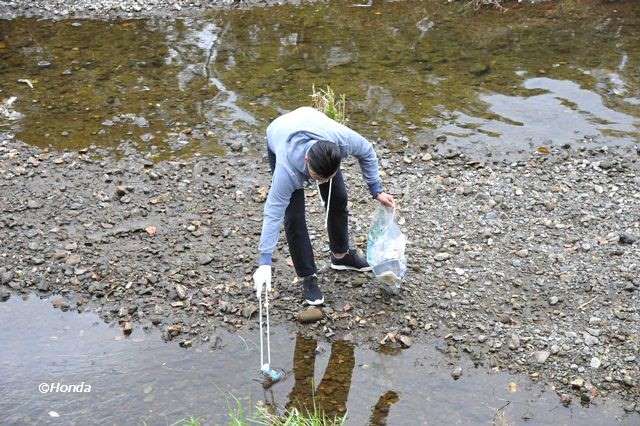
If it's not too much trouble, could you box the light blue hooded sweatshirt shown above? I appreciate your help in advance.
[258,106,383,266]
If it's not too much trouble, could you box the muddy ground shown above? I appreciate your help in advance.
[1,133,639,411]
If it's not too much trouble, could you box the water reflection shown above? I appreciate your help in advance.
[214,0,640,155]
[2,1,640,158]
[1,296,638,425]
[286,334,398,424]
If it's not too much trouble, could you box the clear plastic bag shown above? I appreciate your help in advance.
[366,206,407,289]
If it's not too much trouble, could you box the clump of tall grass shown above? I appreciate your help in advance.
[253,406,346,426]
[226,398,346,426]
[311,85,347,124]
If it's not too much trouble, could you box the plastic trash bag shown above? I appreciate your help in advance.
[366,206,407,289]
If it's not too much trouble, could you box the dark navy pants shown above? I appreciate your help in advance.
[268,148,349,277]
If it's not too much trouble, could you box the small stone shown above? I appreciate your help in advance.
[174,284,187,300]
[586,328,600,337]
[619,233,637,245]
[398,335,412,348]
[0,289,10,302]
[590,357,601,369]
[122,322,133,335]
[570,377,584,389]
[470,63,490,76]
[623,375,635,387]
[477,334,487,343]
[583,334,599,346]
[197,254,214,265]
[434,252,451,261]
[179,340,192,348]
[51,296,70,311]
[242,304,257,319]
[451,366,462,380]
[549,296,559,306]
[1,270,14,285]
[509,333,520,350]
[498,314,513,324]
[533,351,550,364]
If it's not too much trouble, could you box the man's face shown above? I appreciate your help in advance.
[308,167,336,184]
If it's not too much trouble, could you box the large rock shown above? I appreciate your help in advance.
[297,307,323,323]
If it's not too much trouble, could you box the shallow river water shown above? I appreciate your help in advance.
[1,296,638,425]
[1,0,639,159]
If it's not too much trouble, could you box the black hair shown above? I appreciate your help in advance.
[307,140,341,179]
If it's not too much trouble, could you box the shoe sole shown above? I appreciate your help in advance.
[330,264,372,272]
[305,297,324,306]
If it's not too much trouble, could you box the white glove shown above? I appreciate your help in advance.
[253,265,272,299]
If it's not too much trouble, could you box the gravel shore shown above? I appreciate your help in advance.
[1,133,638,410]
[0,0,317,19]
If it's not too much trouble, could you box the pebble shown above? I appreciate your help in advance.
[583,334,599,347]
[570,377,584,389]
[533,350,550,364]
[174,284,187,300]
[434,252,451,261]
[451,366,462,380]
[398,335,412,348]
[590,357,601,369]
[51,296,70,311]
[509,334,520,350]
[619,233,637,245]
[0,288,10,301]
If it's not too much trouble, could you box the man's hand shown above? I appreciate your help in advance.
[253,265,272,299]
[376,192,395,209]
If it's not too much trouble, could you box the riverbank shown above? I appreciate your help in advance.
[1,134,638,410]
[0,0,314,20]
[0,0,600,20]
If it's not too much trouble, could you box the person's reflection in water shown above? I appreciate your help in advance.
[287,335,354,417]
[369,391,400,426]
[286,334,399,424]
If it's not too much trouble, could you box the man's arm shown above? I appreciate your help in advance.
[332,124,383,198]
[257,165,295,265]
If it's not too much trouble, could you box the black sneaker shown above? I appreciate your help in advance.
[302,275,324,306]
[330,249,372,272]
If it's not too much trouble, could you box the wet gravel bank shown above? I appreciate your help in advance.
[0,0,318,19]
[1,134,639,411]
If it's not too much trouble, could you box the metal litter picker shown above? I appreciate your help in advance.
[258,286,284,384]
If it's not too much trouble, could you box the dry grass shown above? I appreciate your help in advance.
[310,85,348,124]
